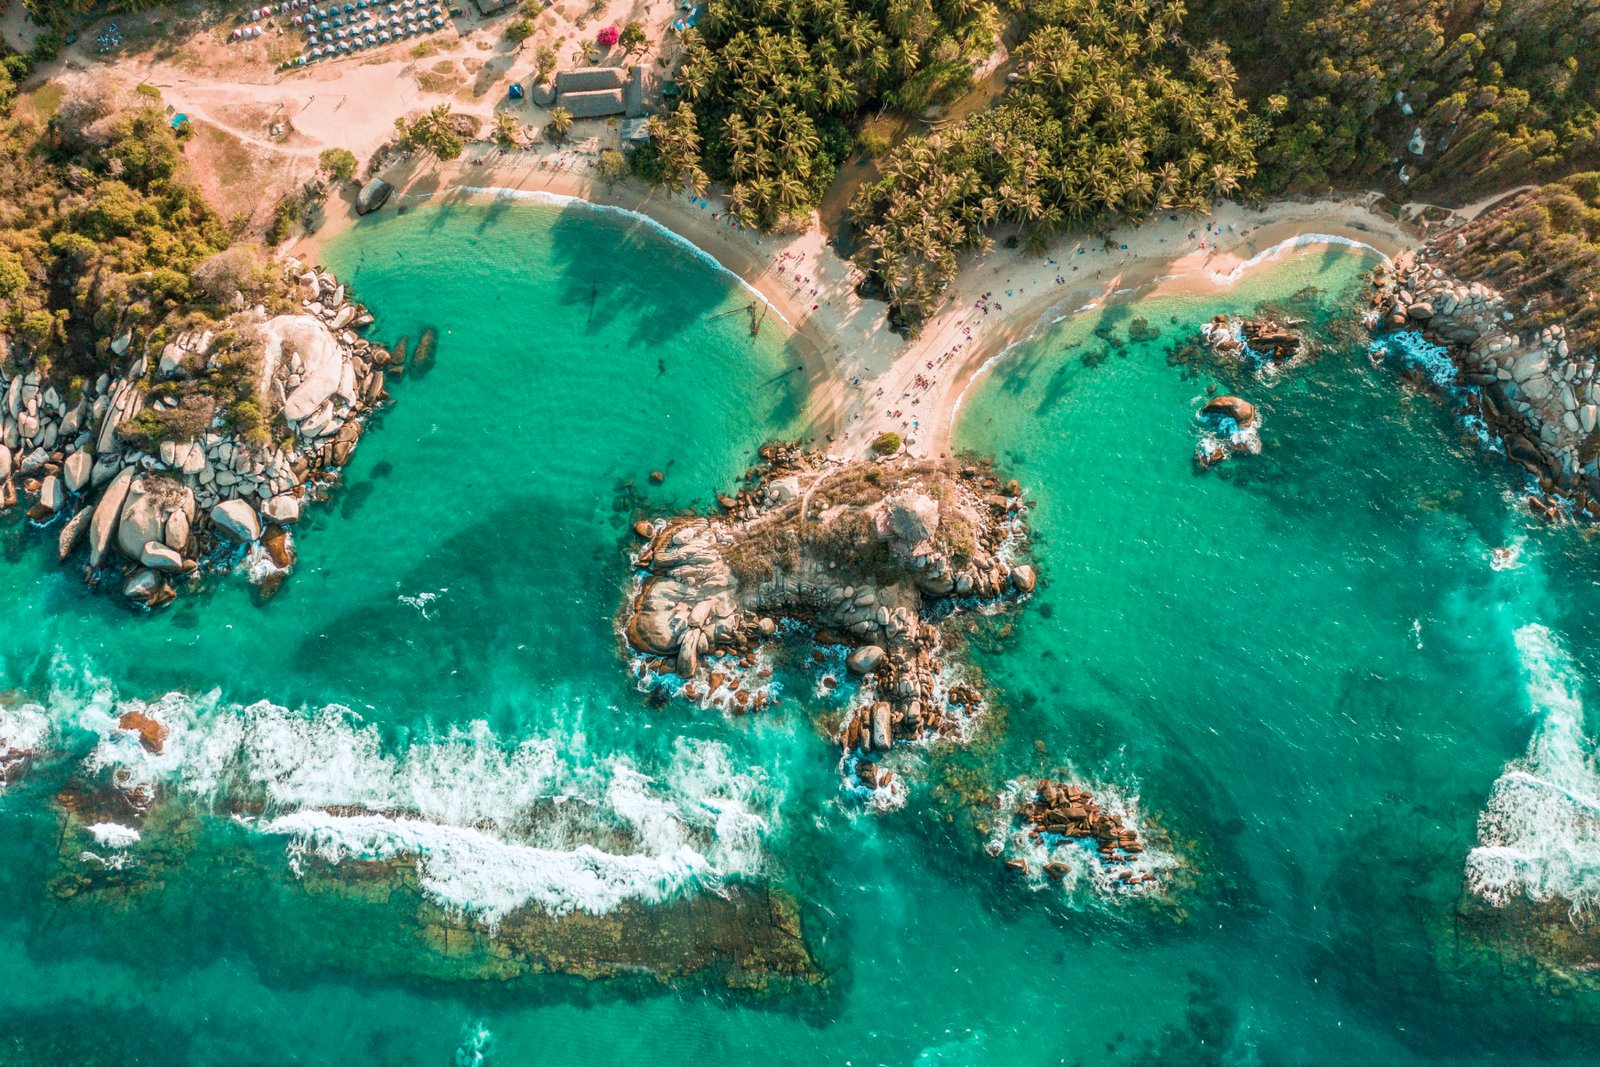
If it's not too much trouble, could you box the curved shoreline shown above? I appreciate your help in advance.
[450,185,793,327]
[294,145,1420,462]
[940,229,1396,446]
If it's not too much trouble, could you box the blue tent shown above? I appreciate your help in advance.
[508,82,524,100]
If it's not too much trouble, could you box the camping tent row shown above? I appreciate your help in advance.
[298,1,440,29]
[304,6,445,43]
[302,12,447,59]
[238,0,357,27]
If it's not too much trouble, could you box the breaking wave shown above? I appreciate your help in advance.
[1205,233,1388,286]
[54,683,778,922]
[0,700,51,792]
[1465,624,1600,918]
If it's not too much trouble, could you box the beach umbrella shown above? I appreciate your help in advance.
[366,32,377,43]
[378,29,390,40]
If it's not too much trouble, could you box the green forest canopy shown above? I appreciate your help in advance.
[671,0,1002,229]
[849,0,1257,328]
[0,75,260,386]
[641,0,1600,327]
[1433,172,1600,354]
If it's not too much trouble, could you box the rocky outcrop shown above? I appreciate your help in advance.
[1201,315,1305,363]
[623,446,1032,791]
[0,262,392,606]
[356,178,392,215]
[1200,395,1257,427]
[993,778,1159,889]
[1372,243,1600,515]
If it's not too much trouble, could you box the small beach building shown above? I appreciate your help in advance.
[621,117,652,144]
[554,67,627,94]
[559,89,626,118]
[472,0,511,12]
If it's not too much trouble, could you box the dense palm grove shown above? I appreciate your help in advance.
[668,0,1001,229]
[639,0,1600,328]
[849,0,1256,327]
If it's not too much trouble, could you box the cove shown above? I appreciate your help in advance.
[4,217,1600,1065]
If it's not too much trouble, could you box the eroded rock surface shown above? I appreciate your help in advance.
[623,446,1032,770]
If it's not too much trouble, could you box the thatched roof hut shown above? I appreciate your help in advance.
[559,89,626,118]
[555,67,627,94]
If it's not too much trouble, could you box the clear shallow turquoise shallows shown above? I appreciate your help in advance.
[4,207,1600,1064]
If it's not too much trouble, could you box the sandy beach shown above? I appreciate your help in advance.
[294,140,1421,460]
[11,0,1433,462]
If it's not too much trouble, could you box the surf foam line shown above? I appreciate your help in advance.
[949,336,1028,424]
[75,690,777,923]
[1205,233,1389,286]
[1465,623,1600,920]
[454,186,791,327]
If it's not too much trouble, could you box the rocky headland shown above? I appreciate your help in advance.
[5,261,392,606]
[1370,178,1600,518]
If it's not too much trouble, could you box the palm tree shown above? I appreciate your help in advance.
[545,106,573,144]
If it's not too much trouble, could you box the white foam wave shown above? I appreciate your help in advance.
[245,542,291,587]
[0,700,51,791]
[987,776,1178,898]
[1465,624,1600,918]
[0,701,50,756]
[455,1021,492,1067]
[80,691,776,921]
[87,822,141,848]
[454,186,790,325]
[1375,330,1456,388]
[948,337,1025,423]
[1205,233,1389,286]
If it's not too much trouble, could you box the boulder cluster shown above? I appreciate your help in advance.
[1374,249,1600,517]
[624,448,1033,779]
[1202,315,1305,364]
[1002,779,1155,886]
[7,262,391,605]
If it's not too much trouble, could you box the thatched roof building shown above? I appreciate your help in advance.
[555,67,627,94]
[559,88,626,118]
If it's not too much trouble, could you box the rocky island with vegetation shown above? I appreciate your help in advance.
[624,445,1038,796]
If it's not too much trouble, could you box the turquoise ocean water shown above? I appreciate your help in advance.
[4,202,1600,1063]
